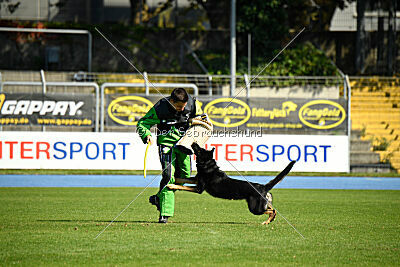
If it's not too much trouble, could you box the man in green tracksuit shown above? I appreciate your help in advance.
[137,88,200,223]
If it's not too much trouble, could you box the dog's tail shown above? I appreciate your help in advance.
[265,161,296,191]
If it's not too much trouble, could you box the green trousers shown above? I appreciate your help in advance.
[157,145,191,217]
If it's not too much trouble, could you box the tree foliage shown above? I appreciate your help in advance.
[234,0,356,76]
[251,42,339,76]
[194,0,343,76]
[236,0,288,62]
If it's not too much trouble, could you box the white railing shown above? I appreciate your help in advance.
[73,72,345,97]
[100,82,199,132]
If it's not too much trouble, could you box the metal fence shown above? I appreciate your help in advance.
[72,71,346,98]
[0,70,349,134]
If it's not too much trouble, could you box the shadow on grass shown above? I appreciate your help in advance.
[37,219,247,225]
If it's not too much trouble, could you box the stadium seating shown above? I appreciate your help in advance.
[350,77,400,173]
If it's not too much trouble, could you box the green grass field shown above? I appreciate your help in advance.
[0,187,399,266]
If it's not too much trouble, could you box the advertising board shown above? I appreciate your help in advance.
[105,95,347,132]
[0,93,94,127]
[0,132,349,172]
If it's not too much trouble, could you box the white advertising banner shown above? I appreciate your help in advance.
[204,135,349,172]
[0,132,349,172]
[0,132,160,170]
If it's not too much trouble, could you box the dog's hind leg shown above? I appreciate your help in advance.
[262,208,276,225]
[262,193,276,225]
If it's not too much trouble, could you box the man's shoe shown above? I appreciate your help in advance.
[158,216,169,223]
[149,195,160,210]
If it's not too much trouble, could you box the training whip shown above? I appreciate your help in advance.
[143,142,150,178]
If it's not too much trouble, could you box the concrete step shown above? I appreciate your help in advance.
[350,140,371,151]
[351,130,363,139]
[350,151,381,164]
[350,163,395,173]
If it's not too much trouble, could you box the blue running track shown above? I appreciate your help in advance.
[0,175,399,190]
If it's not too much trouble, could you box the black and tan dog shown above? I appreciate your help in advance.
[191,142,296,225]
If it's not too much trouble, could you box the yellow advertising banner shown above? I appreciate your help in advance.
[105,95,348,132]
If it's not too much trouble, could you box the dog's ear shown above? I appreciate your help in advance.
[211,147,215,154]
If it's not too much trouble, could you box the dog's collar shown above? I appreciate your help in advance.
[196,159,219,173]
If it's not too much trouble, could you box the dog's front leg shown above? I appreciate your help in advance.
[195,176,206,194]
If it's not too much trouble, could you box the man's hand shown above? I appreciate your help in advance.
[146,135,155,145]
